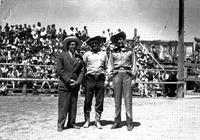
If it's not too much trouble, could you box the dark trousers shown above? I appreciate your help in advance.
[57,86,79,128]
[112,70,133,124]
[84,75,105,116]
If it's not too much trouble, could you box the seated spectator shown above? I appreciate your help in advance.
[40,73,51,93]
[0,82,7,96]
[69,27,75,36]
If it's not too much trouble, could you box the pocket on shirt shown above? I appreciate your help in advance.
[126,71,132,76]
[113,71,118,77]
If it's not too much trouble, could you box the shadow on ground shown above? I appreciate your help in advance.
[76,120,141,128]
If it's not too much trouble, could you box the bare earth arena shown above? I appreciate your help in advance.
[0,92,200,140]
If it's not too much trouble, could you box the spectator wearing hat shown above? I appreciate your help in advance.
[57,36,85,132]
[4,23,10,38]
[49,24,56,39]
[82,36,108,129]
[69,27,75,36]
[107,31,137,131]
[81,26,89,41]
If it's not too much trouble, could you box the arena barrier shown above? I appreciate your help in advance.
[0,63,58,95]
[185,62,200,82]
[136,68,186,97]
[0,63,187,96]
[0,78,58,82]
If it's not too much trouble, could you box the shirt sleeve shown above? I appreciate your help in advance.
[83,52,88,63]
[131,49,137,75]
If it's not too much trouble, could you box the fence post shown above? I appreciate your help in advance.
[177,0,185,98]
[184,67,187,95]
[22,64,28,96]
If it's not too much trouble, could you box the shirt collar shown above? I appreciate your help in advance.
[91,51,99,55]
[68,51,73,57]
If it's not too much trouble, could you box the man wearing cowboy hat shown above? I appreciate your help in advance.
[82,36,108,129]
[57,36,85,132]
[107,31,137,131]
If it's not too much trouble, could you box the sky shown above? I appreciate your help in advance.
[0,0,200,41]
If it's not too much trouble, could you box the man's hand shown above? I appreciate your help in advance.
[132,71,136,76]
[109,81,113,89]
[69,79,78,88]
[132,71,137,80]
[104,80,109,87]
[131,80,136,87]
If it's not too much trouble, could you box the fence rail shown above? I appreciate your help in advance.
[0,78,58,82]
[0,63,194,96]
[0,63,56,67]
[137,81,184,84]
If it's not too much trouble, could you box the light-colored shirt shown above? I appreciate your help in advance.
[107,49,137,75]
[83,51,107,75]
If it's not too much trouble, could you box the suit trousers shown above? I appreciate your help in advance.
[112,70,133,124]
[84,75,105,116]
[57,86,79,128]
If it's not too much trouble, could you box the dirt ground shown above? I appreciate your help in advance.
[0,92,200,140]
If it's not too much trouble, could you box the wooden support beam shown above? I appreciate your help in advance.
[177,0,185,98]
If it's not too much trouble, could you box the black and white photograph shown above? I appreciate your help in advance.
[0,0,200,139]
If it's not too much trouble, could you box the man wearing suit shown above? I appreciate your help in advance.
[57,36,85,132]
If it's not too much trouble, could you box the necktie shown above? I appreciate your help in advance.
[68,51,74,60]
[71,53,75,61]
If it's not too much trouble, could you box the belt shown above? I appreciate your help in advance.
[86,73,105,80]
[114,67,131,70]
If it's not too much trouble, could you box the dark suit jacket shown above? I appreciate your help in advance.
[57,51,85,90]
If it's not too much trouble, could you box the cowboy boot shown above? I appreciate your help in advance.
[83,113,90,128]
[127,117,133,131]
[95,112,102,129]
[127,123,133,131]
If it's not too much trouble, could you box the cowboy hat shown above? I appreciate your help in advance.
[110,31,126,44]
[62,36,83,51]
[86,36,102,46]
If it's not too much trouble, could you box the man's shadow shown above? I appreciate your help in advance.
[76,120,141,128]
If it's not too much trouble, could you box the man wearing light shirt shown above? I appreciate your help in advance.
[83,36,108,129]
[107,31,137,131]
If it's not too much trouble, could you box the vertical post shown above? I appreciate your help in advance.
[193,41,195,62]
[134,28,137,38]
[133,28,138,46]
[132,28,137,93]
[22,64,28,96]
[177,0,185,98]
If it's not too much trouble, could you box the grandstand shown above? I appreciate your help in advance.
[0,22,197,97]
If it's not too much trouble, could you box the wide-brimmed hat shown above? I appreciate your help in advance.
[110,31,126,44]
[86,36,102,46]
[62,36,83,51]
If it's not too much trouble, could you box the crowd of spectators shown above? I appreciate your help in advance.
[0,22,91,95]
[0,22,172,97]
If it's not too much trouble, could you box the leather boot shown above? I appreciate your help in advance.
[95,112,102,129]
[111,123,120,129]
[83,113,90,128]
[127,124,133,131]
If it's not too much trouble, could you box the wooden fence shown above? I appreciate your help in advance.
[1,62,200,96]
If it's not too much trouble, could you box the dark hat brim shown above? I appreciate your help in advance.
[62,36,83,51]
[110,32,126,44]
[86,36,102,46]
